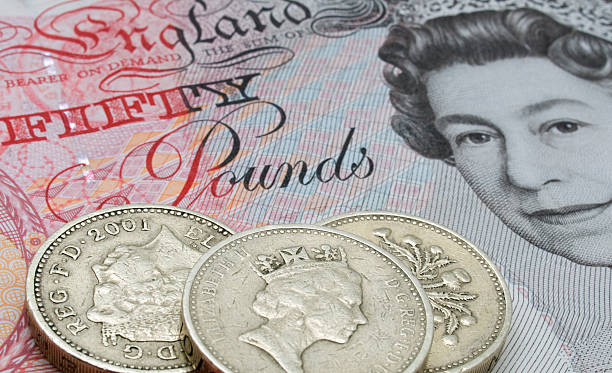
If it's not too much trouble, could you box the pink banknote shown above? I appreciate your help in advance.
[0,0,610,372]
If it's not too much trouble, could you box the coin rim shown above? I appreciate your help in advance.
[318,210,513,373]
[26,203,235,373]
[182,223,435,373]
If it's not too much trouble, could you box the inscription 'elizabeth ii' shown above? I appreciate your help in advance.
[86,225,202,346]
[239,245,367,373]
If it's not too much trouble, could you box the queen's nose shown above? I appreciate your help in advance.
[353,307,367,325]
[505,137,567,191]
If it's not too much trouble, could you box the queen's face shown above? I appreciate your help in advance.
[427,57,612,266]
[303,278,367,343]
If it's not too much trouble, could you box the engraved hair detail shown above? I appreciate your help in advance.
[378,7,612,162]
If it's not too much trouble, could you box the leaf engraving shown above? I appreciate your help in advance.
[374,227,478,346]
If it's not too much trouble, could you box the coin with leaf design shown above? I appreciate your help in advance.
[182,225,434,373]
[319,212,511,373]
[26,204,233,372]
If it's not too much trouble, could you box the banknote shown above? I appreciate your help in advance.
[0,0,610,372]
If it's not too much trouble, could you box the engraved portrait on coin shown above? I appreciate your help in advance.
[238,246,367,373]
[26,205,233,373]
[182,225,434,373]
[378,0,612,268]
[86,225,203,346]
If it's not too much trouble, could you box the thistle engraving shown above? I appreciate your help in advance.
[86,226,202,346]
[240,245,367,373]
[373,228,477,346]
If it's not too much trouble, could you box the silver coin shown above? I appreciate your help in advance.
[26,204,233,372]
[182,225,434,373]
[319,212,512,373]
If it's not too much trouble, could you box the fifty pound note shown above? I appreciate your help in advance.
[0,0,610,372]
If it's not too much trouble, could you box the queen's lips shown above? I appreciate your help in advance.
[528,200,612,225]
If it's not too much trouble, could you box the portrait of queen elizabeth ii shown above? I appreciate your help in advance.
[379,0,612,267]
[86,226,202,345]
[239,246,367,373]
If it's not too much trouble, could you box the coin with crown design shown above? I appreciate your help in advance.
[26,204,233,373]
[182,225,434,373]
[319,212,512,373]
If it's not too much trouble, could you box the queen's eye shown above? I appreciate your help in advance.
[456,133,492,146]
[546,120,580,134]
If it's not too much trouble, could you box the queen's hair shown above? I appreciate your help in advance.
[379,8,612,162]
[251,266,361,320]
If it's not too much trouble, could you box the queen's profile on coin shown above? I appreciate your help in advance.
[239,246,367,373]
[87,225,203,346]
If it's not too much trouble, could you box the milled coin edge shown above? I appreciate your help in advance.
[25,203,235,373]
[318,210,513,373]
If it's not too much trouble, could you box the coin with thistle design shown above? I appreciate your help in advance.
[26,204,233,373]
[319,212,511,373]
[182,225,434,373]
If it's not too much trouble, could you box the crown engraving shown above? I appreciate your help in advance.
[252,245,348,283]
[391,0,612,42]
